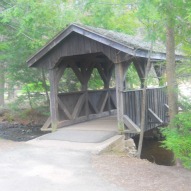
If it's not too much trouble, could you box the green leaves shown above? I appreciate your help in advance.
[161,112,191,169]
[82,0,139,35]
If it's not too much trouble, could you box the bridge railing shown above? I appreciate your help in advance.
[123,86,168,133]
[57,88,117,127]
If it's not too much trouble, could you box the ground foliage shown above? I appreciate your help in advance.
[161,111,191,169]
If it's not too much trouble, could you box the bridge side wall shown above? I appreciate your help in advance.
[123,87,168,132]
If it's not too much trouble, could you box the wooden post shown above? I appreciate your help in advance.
[49,68,59,131]
[115,62,125,132]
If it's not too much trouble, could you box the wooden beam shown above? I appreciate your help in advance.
[148,108,163,124]
[133,58,148,88]
[86,62,95,82]
[96,63,108,85]
[88,97,99,114]
[72,94,86,119]
[56,63,67,83]
[49,68,59,131]
[41,117,51,131]
[58,97,72,120]
[115,62,125,130]
[70,62,84,84]
[123,115,141,133]
[110,94,117,109]
[98,92,109,112]
[164,104,169,111]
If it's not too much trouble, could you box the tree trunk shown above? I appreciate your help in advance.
[41,68,50,105]
[7,83,15,100]
[0,65,5,106]
[137,43,153,158]
[166,25,178,123]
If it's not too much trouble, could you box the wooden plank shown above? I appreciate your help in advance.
[57,111,112,128]
[115,62,125,129]
[96,63,108,84]
[57,97,72,120]
[72,94,86,119]
[164,104,169,111]
[56,63,67,83]
[88,97,99,114]
[70,62,84,84]
[41,117,51,131]
[49,68,59,131]
[88,111,110,120]
[123,115,140,133]
[110,91,117,109]
[135,91,141,126]
[97,92,109,113]
[58,116,87,128]
[148,108,163,124]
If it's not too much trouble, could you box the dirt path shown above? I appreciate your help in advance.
[0,139,22,151]
[92,154,191,191]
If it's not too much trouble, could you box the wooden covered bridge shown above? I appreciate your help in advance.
[27,24,181,135]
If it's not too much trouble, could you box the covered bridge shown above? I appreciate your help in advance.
[27,24,181,134]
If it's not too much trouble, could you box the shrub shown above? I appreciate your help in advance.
[161,112,191,169]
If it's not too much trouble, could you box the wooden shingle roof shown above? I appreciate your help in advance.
[27,23,183,67]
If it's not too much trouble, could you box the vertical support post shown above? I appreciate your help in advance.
[82,82,89,119]
[49,68,59,131]
[115,62,125,132]
[81,63,91,120]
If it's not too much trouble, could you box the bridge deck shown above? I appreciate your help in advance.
[64,115,118,132]
[38,116,118,143]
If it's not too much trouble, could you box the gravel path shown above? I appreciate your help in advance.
[92,154,191,191]
[0,139,125,191]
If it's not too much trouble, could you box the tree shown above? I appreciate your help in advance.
[137,0,191,122]
[0,0,82,107]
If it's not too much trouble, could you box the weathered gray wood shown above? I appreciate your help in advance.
[58,111,112,128]
[58,116,87,128]
[28,24,183,69]
[123,87,168,133]
[88,111,110,120]
[98,92,109,112]
[164,104,169,111]
[148,108,163,124]
[56,63,67,83]
[49,68,59,131]
[88,97,99,114]
[41,116,51,131]
[115,62,125,130]
[72,94,86,119]
[96,63,108,85]
[58,97,72,120]
[123,115,140,133]
[110,93,117,109]
[70,62,84,84]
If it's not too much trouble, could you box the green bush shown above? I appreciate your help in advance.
[161,112,191,169]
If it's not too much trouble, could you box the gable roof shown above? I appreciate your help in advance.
[27,23,183,67]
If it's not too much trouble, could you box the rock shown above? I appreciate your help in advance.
[125,138,137,157]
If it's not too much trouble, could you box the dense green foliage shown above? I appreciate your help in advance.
[0,0,140,107]
[161,111,191,169]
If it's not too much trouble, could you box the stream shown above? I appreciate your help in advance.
[133,137,174,166]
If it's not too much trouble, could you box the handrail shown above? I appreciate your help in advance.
[123,86,167,93]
